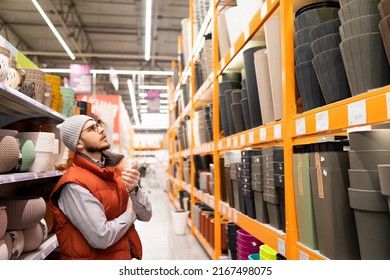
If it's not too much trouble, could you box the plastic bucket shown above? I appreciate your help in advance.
[171,211,190,235]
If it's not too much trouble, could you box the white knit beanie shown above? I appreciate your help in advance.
[57,115,94,152]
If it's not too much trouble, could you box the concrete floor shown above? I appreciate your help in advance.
[135,186,210,260]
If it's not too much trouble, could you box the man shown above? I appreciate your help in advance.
[49,115,152,260]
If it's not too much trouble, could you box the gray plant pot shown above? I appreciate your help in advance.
[379,0,390,19]
[339,0,354,7]
[294,26,315,47]
[340,32,390,96]
[295,61,326,111]
[338,0,381,24]
[348,150,390,170]
[349,169,381,191]
[219,94,230,137]
[311,33,341,56]
[231,103,246,134]
[348,129,390,150]
[379,15,390,66]
[377,164,390,196]
[312,47,351,104]
[225,89,236,135]
[310,18,341,41]
[295,42,314,64]
[295,6,340,31]
[339,14,381,41]
[241,97,251,130]
[231,89,242,104]
[348,187,390,259]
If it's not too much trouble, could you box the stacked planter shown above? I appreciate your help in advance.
[378,0,390,65]
[347,129,390,259]
[338,0,390,96]
[251,153,269,224]
[294,2,340,111]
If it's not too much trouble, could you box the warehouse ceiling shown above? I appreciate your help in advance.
[0,0,189,130]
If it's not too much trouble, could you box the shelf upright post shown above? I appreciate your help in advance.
[212,0,222,260]
[280,0,299,260]
[189,0,196,236]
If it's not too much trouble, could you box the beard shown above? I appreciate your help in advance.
[85,141,111,153]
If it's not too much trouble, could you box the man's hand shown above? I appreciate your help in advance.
[121,162,140,193]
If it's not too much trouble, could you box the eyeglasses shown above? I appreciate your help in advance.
[82,123,102,133]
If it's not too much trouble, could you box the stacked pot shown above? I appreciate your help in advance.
[294,2,340,111]
[338,0,390,96]
[21,68,46,104]
[378,0,390,65]
[347,129,390,259]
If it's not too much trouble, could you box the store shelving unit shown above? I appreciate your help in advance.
[167,0,390,260]
[0,84,66,260]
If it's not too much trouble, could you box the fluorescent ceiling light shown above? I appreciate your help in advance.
[127,79,140,126]
[32,0,75,60]
[160,105,168,110]
[90,69,172,76]
[140,109,148,113]
[145,0,153,61]
[139,85,169,90]
[140,100,147,104]
[160,109,169,113]
[160,100,169,104]
[159,93,168,98]
[140,105,147,109]
[139,93,148,98]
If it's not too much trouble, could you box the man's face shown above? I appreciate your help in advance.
[79,120,111,152]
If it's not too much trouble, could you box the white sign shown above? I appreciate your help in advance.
[387,92,390,119]
[261,1,268,19]
[348,100,367,126]
[260,127,266,141]
[249,131,254,144]
[315,111,329,132]
[240,134,245,146]
[296,117,306,135]
[233,137,238,147]
[299,250,310,260]
[274,124,282,138]
[278,238,286,256]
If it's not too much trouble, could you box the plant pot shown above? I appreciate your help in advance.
[295,61,326,111]
[340,32,390,96]
[265,15,283,121]
[339,14,381,41]
[311,33,341,56]
[243,46,264,128]
[294,26,315,47]
[254,49,275,124]
[309,18,341,40]
[241,97,252,130]
[224,89,236,135]
[379,15,390,66]
[312,47,351,104]
[348,129,390,150]
[338,0,381,24]
[295,42,314,64]
[348,150,390,170]
[294,5,340,31]
[379,0,390,19]
[348,169,381,191]
[231,103,246,133]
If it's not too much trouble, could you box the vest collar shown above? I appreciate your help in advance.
[74,151,124,179]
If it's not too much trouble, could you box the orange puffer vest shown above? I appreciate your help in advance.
[49,152,142,260]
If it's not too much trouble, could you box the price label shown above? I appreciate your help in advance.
[274,124,282,138]
[240,134,245,146]
[227,138,231,148]
[233,137,238,147]
[261,1,268,19]
[233,211,238,223]
[348,100,367,126]
[228,207,232,219]
[230,47,235,59]
[249,131,254,144]
[260,127,266,141]
[218,140,223,150]
[295,117,306,135]
[387,92,390,119]
[315,111,329,132]
[299,250,310,260]
[210,198,214,207]
[220,58,225,69]
[211,142,214,151]
[278,238,286,256]
[244,27,250,41]
[222,205,227,215]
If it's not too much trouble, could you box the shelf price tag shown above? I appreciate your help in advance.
[233,210,238,223]
[244,27,250,41]
[249,131,254,144]
[295,117,306,135]
[387,92,390,119]
[299,250,310,260]
[315,110,329,132]
[222,205,227,215]
[260,127,266,141]
[220,58,225,69]
[348,100,367,126]
[228,207,232,219]
[209,198,214,207]
[240,134,245,146]
[218,140,223,150]
[233,137,238,147]
[278,238,286,256]
[274,124,282,139]
[227,138,231,148]
[261,1,268,19]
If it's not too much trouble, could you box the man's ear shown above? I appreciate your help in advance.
[76,141,84,150]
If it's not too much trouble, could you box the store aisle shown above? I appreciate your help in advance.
[135,186,210,260]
